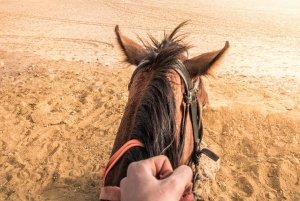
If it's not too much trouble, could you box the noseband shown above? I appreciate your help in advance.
[129,58,219,197]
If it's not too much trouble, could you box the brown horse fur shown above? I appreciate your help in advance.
[104,21,229,186]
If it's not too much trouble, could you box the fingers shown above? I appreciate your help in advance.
[152,155,174,179]
[126,155,173,179]
[122,156,193,201]
[120,177,127,187]
[161,165,193,193]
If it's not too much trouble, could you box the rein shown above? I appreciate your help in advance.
[101,139,144,183]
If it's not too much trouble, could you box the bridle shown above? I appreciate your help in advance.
[129,58,220,198]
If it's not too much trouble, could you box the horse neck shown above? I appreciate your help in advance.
[110,69,153,155]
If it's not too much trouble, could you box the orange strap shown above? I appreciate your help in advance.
[101,139,144,182]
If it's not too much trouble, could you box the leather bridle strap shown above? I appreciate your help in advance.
[172,61,219,163]
[171,61,201,160]
[172,61,219,196]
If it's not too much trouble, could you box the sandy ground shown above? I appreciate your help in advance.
[1,0,300,200]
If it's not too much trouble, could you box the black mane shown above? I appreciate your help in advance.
[125,22,191,169]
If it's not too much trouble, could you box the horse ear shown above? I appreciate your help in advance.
[183,41,229,79]
[115,25,148,66]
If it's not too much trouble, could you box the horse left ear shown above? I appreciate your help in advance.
[183,41,229,79]
[115,25,148,66]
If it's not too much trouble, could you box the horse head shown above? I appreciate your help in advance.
[103,22,229,190]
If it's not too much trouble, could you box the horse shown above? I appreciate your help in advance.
[100,21,229,200]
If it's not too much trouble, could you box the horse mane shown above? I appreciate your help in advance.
[125,21,191,169]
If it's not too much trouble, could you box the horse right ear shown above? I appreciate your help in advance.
[183,41,229,79]
[115,25,148,66]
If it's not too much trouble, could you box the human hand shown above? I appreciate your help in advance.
[120,155,193,201]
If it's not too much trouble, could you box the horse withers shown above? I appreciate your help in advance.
[100,22,229,201]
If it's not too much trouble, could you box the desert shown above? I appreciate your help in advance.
[1,0,300,200]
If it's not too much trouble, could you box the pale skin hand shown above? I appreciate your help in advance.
[120,155,193,201]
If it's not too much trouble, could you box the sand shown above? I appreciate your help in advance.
[1,0,300,200]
